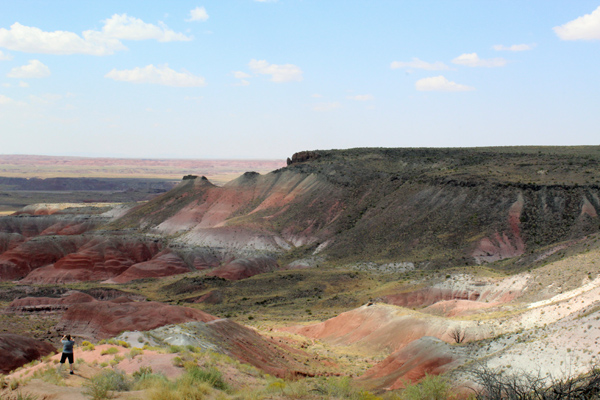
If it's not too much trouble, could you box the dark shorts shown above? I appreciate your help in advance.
[60,352,74,364]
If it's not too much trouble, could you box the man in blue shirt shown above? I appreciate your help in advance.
[59,334,75,375]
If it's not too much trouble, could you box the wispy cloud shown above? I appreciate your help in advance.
[313,102,341,112]
[0,94,15,104]
[248,59,303,83]
[493,43,535,51]
[452,53,507,67]
[0,50,13,60]
[554,5,600,40]
[0,94,26,106]
[233,71,250,79]
[101,14,192,42]
[390,57,449,71]
[29,93,63,104]
[186,7,209,22]
[415,76,474,92]
[105,64,206,87]
[7,60,50,78]
[347,94,374,101]
[0,15,190,56]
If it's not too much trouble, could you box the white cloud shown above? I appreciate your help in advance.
[0,15,189,56]
[187,7,209,22]
[554,6,600,40]
[101,14,191,42]
[105,64,206,87]
[233,80,250,87]
[184,96,203,102]
[390,57,449,71]
[7,60,50,78]
[311,93,322,98]
[347,94,374,101]
[452,53,507,67]
[0,50,13,60]
[248,59,303,83]
[415,76,474,92]
[19,81,29,87]
[0,94,26,106]
[0,94,15,104]
[493,43,535,51]
[233,71,250,79]
[0,22,125,55]
[313,102,341,112]
[29,93,63,104]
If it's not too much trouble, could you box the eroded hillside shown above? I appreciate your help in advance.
[108,147,600,269]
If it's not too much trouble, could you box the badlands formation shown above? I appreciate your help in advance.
[2,147,600,398]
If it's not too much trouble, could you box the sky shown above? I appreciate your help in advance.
[0,1,599,159]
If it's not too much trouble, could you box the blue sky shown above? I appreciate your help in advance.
[0,1,599,159]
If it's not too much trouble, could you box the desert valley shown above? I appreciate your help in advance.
[2,1,599,398]
[2,147,600,399]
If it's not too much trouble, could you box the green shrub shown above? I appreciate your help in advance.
[127,348,143,359]
[133,372,168,391]
[172,356,184,368]
[184,365,228,390]
[399,374,454,400]
[81,341,95,351]
[168,345,184,354]
[313,376,380,400]
[116,340,130,348]
[100,347,119,356]
[186,345,201,353]
[132,366,153,380]
[83,369,131,400]
[266,379,286,394]
[147,380,211,400]
[9,379,20,391]
[2,392,40,400]
[32,365,65,386]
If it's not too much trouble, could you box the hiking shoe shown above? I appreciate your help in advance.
[70,371,74,375]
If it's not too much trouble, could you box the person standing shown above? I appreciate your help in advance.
[59,334,75,375]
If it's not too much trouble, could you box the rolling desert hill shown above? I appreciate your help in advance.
[109,147,600,268]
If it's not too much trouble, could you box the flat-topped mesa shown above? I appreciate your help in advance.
[182,174,212,182]
[286,150,320,165]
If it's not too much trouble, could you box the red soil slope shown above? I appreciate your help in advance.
[207,256,280,281]
[7,292,95,313]
[382,286,519,310]
[0,236,88,281]
[283,304,479,354]
[357,336,464,390]
[56,298,217,340]
[201,318,315,378]
[108,249,190,283]
[20,236,163,284]
[0,333,56,374]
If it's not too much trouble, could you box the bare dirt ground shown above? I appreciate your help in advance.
[0,154,285,182]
